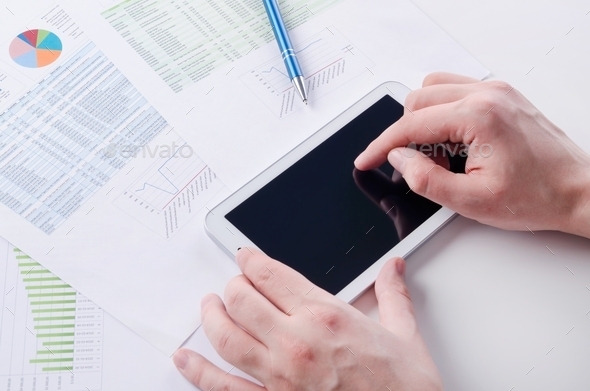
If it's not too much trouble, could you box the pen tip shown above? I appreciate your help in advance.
[304,100,308,105]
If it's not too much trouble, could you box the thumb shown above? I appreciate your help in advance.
[387,147,473,209]
[374,258,417,338]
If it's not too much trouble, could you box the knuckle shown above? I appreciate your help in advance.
[217,380,235,391]
[224,279,246,310]
[316,309,342,331]
[213,324,234,352]
[422,72,444,86]
[469,93,499,114]
[188,360,206,387]
[283,338,316,364]
[407,165,431,195]
[241,346,262,368]
[465,92,508,124]
[393,283,412,302]
[378,282,414,319]
[485,80,512,93]
[404,90,420,110]
[252,264,273,289]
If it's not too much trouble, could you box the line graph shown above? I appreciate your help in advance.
[261,66,288,78]
[135,145,186,196]
[113,135,224,239]
[241,28,374,118]
[127,142,206,211]
[260,39,324,79]
[259,38,325,92]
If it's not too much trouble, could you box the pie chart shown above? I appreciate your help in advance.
[9,29,62,68]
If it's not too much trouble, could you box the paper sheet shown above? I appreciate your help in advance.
[0,1,236,355]
[0,0,488,355]
[0,236,104,391]
[83,0,490,191]
[101,0,346,94]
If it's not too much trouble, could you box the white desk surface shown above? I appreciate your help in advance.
[102,0,590,390]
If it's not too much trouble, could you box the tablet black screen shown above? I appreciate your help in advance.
[226,95,454,294]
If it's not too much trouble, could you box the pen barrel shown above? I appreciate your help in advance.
[281,49,304,79]
[263,0,304,78]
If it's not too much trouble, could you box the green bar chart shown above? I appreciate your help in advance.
[0,241,103,390]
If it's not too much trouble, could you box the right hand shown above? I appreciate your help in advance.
[355,73,590,236]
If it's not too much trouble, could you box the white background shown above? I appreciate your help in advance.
[91,0,590,389]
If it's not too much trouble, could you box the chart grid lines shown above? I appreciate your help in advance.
[1,244,103,389]
[240,28,374,118]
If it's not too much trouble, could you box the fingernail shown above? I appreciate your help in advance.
[395,258,406,277]
[353,154,364,168]
[173,351,188,370]
[388,150,407,175]
[236,247,254,269]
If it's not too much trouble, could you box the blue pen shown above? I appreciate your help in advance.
[262,0,308,104]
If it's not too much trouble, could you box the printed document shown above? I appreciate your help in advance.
[0,0,488,354]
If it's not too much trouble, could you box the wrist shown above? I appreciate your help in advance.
[563,161,590,239]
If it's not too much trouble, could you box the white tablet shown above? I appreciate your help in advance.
[206,82,461,303]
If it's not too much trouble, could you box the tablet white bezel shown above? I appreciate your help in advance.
[205,81,457,303]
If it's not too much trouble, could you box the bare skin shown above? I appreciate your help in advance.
[355,72,590,238]
[173,250,442,391]
[174,73,590,390]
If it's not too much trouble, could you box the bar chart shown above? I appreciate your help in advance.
[0,244,103,390]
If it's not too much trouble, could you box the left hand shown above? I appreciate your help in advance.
[173,248,442,391]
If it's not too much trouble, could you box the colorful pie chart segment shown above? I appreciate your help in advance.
[9,29,62,68]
